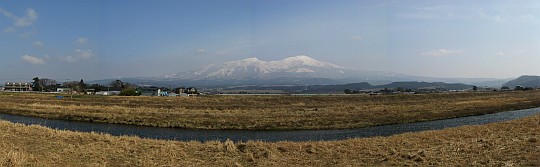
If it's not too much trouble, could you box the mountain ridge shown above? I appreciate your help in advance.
[503,75,540,88]
[222,81,475,94]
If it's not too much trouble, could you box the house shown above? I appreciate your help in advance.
[157,89,169,96]
[173,87,198,95]
[85,89,96,95]
[96,91,120,96]
[186,87,198,94]
[138,87,159,96]
[0,86,4,91]
[4,82,32,91]
[57,88,72,93]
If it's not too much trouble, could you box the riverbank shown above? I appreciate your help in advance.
[1,91,540,130]
[1,113,539,166]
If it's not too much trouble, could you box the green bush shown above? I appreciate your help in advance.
[119,88,138,96]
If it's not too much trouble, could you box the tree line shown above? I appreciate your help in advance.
[31,77,135,93]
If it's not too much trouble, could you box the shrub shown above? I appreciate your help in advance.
[119,88,138,96]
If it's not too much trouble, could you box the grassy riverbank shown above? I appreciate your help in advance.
[1,91,540,130]
[1,113,538,166]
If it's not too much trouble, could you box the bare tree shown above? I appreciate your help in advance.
[62,81,79,89]
[38,78,57,91]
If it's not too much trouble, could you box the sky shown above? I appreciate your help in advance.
[1,0,539,83]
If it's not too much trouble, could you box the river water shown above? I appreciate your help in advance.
[1,108,539,142]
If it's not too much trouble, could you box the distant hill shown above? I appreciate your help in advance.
[373,82,474,90]
[503,75,540,88]
[223,81,474,93]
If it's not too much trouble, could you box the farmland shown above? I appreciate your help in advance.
[0,91,539,130]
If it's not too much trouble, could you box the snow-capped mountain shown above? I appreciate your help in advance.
[164,55,352,80]
[90,55,509,87]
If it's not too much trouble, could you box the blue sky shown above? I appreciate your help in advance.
[1,0,539,82]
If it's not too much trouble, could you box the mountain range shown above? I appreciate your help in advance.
[91,55,516,88]
[223,81,475,94]
[503,75,540,88]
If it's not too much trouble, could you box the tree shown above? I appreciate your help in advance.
[473,86,478,91]
[88,84,105,92]
[62,81,79,89]
[344,89,352,94]
[123,82,135,89]
[109,80,124,91]
[78,79,87,91]
[39,78,57,91]
[32,77,41,91]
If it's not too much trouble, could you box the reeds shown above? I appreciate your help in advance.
[0,113,538,166]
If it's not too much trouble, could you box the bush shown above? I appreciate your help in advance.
[119,88,138,96]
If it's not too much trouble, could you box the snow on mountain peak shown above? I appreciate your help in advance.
[165,55,346,79]
[240,57,261,62]
[276,55,342,69]
[283,55,314,61]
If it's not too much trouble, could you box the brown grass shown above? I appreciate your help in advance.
[1,91,540,130]
[0,113,538,166]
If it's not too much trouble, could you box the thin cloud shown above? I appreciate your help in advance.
[0,8,38,27]
[15,8,38,27]
[422,49,462,57]
[60,55,76,63]
[75,37,88,44]
[399,5,508,22]
[21,55,45,65]
[60,49,94,63]
[520,14,534,20]
[196,49,206,53]
[2,27,15,33]
[76,49,93,59]
[0,7,13,18]
[33,41,43,48]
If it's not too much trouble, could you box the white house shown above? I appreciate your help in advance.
[57,88,72,93]
[96,91,120,96]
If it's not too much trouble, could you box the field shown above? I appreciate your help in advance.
[1,112,539,166]
[1,91,540,130]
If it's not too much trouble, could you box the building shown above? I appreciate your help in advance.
[138,87,159,96]
[85,89,96,95]
[56,88,72,93]
[0,86,4,91]
[96,91,120,96]
[4,82,32,91]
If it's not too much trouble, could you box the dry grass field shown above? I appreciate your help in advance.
[1,91,540,130]
[0,112,538,166]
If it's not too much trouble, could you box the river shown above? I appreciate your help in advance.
[1,107,539,142]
